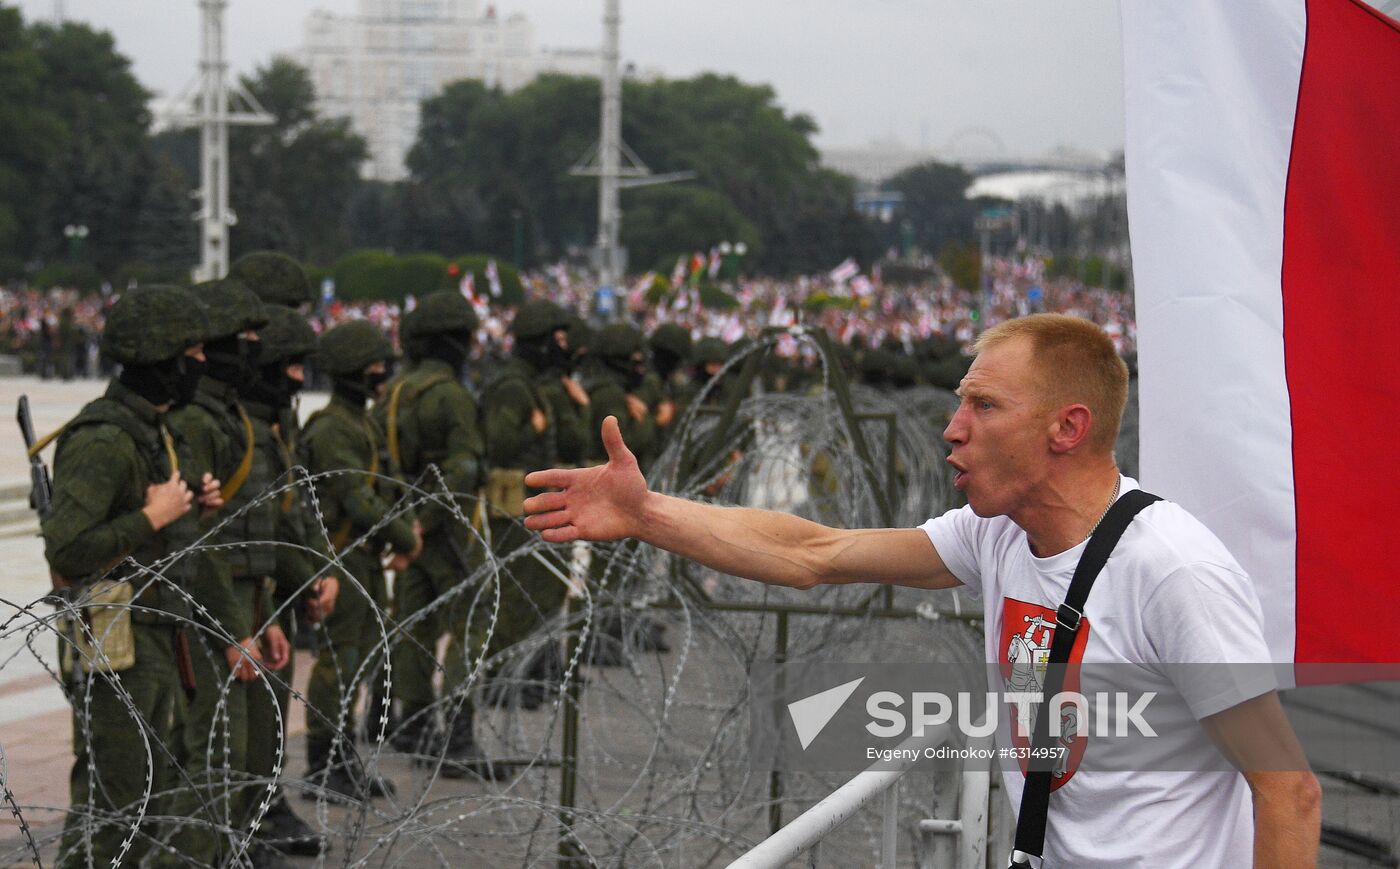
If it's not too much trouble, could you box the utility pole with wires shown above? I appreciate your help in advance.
[570,0,693,316]
[167,0,274,281]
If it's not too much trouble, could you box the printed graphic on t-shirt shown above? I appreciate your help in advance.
[999,596,1091,791]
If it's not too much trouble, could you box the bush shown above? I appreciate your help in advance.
[31,263,103,293]
[450,255,525,305]
[332,249,400,302]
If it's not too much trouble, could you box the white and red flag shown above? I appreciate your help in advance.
[1125,0,1400,667]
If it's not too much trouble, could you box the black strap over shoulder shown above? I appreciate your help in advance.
[1009,487,1162,868]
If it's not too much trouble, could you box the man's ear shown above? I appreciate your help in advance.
[1050,404,1094,454]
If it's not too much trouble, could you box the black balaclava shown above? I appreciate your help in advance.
[605,353,647,391]
[332,361,391,407]
[653,347,683,380]
[205,334,261,389]
[425,331,472,376]
[120,354,201,407]
[515,334,571,374]
[241,356,304,409]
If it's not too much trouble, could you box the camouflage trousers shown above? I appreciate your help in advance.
[305,548,388,748]
[390,541,486,721]
[57,621,181,869]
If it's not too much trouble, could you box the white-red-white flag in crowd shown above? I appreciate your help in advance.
[1125,0,1400,668]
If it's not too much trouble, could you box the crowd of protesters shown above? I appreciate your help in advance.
[0,256,1135,380]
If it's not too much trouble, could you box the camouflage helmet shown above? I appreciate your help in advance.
[402,292,479,343]
[258,307,317,365]
[101,285,207,366]
[694,336,729,365]
[592,323,644,360]
[648,322,692,360]
[229,251,314,308]
[317,320,393,375]
[192,278,269,342]
[511,300,571,340]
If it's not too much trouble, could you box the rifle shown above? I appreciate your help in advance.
[16,395,53,517]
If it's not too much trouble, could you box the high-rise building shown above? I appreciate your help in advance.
[302,0,601,180]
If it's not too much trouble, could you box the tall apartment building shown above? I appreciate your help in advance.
[302,0,601,180]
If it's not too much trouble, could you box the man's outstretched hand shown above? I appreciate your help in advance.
[524,415,648,543]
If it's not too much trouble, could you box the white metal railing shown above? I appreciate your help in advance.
[730,723,991,869]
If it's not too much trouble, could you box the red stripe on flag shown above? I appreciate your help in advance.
[1284,0,1400,663]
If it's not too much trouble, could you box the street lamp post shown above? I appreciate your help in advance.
[63,224,89,263]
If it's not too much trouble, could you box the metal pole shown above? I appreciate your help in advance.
[197,0,231,281]
[769,609,789,835]
[596,0,622,295]
[880,779,900,869]
[558,629,583,867]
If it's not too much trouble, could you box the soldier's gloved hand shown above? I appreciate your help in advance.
[531,407,548,434]
[225,637,262,682]
[562,376,591,407]
[305,575,339,623]
[260,624,290,671]
[142,471,193,530]
[624,394,648,422]
[197,472,224,519]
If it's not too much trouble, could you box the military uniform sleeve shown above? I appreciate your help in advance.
[425,383,486,495]
[168,406,251,640]
[484,378,541,468]
[42,427,156,580]
[546,381,590,466]
[309,419,418,554]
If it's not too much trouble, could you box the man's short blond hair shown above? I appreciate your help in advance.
[974,314,1129,454]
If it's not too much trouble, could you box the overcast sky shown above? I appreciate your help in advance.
[14,0,1126,158]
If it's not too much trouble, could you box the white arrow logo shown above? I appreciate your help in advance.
[787,677,866,750]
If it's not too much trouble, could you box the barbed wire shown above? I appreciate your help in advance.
[0,334,983,868]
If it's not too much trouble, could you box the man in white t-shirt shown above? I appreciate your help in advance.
[521,314,1321,868]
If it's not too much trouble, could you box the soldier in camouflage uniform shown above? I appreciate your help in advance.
[480,301,589,707]
[158,278,286,869]
[583,324,657,470]
[43,286,215,869]
[301,320,420,801]
[642,322,695,458]
[375,292,492,775]
[579,324,667,664]
[236,307,327,858]
[232,251,327,855]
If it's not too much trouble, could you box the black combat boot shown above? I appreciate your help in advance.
[257,790,324,857]
[435,708,501,781]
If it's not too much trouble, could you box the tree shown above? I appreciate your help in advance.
[884,160,981,257]
[0,10,150,278]
[229,58,369,263]
[405,72,877,274]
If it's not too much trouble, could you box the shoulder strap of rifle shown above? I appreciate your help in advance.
[219,403,257,501]
[1009,487,1162,868]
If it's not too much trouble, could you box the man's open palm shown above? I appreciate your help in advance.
[524,416,648,543]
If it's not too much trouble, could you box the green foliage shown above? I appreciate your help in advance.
[404,72,877,274]
[938,241,982,291]
[698,283,740,310]
[803,291,855,312]
[884,161,978,256]
[326,249,523,305]
[621,185,759,271]
[32,262,102,293]
[398,253,451,298]
[332,250,399,302]
[228,59,369,263]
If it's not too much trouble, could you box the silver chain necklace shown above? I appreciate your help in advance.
[1085,475,1123,542]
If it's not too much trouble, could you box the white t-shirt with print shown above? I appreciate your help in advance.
[920,476,1275,869]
